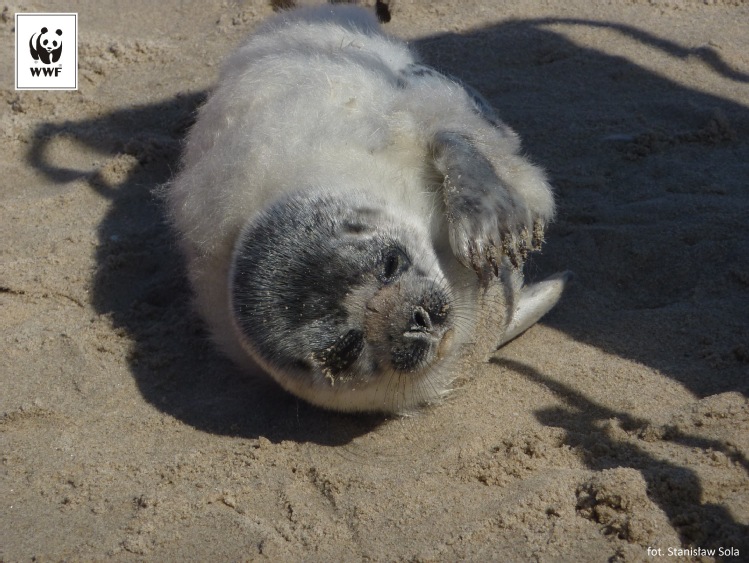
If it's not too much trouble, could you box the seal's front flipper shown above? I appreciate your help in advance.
[431,131,529,281]
[498,271,572,348]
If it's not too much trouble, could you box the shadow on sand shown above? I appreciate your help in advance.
[494,357,749,553]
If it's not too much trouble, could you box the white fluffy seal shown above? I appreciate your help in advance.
[166,6,568,413]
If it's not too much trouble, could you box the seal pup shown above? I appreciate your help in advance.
[166,5,568,413]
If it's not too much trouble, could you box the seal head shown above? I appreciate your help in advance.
[230,190,456,412]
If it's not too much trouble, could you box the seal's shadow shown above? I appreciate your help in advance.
[27,18,748,443]
[29,92,385,444]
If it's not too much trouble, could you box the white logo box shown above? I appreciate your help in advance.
[16,12,78,90]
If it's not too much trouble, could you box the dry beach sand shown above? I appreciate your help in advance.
[2,0,748,560]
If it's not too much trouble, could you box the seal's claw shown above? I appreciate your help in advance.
[487,241,501,278]
[532,220,545,251]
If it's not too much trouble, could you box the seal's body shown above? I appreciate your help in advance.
[167,6,567,413]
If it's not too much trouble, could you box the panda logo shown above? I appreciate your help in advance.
[29,27,63,65]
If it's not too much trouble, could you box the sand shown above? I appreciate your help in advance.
[2,0,748,560]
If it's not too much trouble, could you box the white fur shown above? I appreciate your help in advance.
[166,6,562,411]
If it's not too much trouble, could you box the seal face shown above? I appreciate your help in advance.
[230,191,457,411]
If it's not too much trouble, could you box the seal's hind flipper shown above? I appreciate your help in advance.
[498,271,572,347]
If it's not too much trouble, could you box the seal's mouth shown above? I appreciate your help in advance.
[392,324,453,372]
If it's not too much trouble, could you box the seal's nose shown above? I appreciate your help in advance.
[410,305,433,333]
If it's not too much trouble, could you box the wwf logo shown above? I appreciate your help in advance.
[15,12,77,90]
[29,26,63,65]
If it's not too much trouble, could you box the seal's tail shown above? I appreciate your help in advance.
[498,271,572,347]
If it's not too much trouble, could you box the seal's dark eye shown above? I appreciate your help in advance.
[380,247,410,283]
